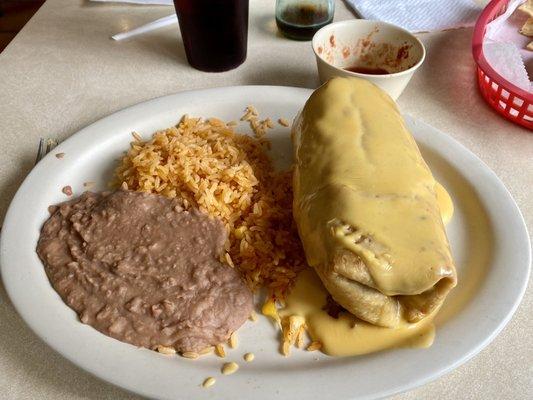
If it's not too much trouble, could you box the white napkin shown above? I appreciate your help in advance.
[90,0,172,5]
[345,0,486,32]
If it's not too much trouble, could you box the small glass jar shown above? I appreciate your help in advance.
[275,0,335,41]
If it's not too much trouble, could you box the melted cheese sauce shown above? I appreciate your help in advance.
[286,77,458,355]
[280,269,436,356]
[436,182,454,225]
[280,188,452,357]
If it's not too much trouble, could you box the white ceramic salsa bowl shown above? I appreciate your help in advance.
[312,20,426,99]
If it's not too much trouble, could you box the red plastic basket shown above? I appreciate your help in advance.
[472,0,533,130]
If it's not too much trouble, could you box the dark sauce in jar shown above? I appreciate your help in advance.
[344,66,390,75]
[276,3,333,41]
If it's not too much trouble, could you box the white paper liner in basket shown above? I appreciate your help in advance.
[484,0,532,92]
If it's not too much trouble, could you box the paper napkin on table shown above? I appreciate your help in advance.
[345,0,487,32]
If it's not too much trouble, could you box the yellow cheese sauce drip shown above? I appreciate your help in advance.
[280,185,452,357]
[280,269,436,356]
[436,182,454,225]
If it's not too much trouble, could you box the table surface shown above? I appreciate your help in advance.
[0,0,531,399]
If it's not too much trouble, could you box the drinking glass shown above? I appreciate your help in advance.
[173,0,249,72]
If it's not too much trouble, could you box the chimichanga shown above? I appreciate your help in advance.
[292,77,456,328]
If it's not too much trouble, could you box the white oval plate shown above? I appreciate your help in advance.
[1,86,530,400]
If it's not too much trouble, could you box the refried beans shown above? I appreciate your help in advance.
[36,190,253,353]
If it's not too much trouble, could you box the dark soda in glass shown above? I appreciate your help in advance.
[173,0,249,72]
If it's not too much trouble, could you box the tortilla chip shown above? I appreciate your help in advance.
[520,17,533,36]
[527,41,533,51]
[519,1,533,17]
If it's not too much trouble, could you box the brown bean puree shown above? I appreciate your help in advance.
[37,190,253,352]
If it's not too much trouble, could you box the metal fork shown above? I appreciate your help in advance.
[35,138,58,164]
[0,139,58,232]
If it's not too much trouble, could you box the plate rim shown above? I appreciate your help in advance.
[1,85,531,400]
